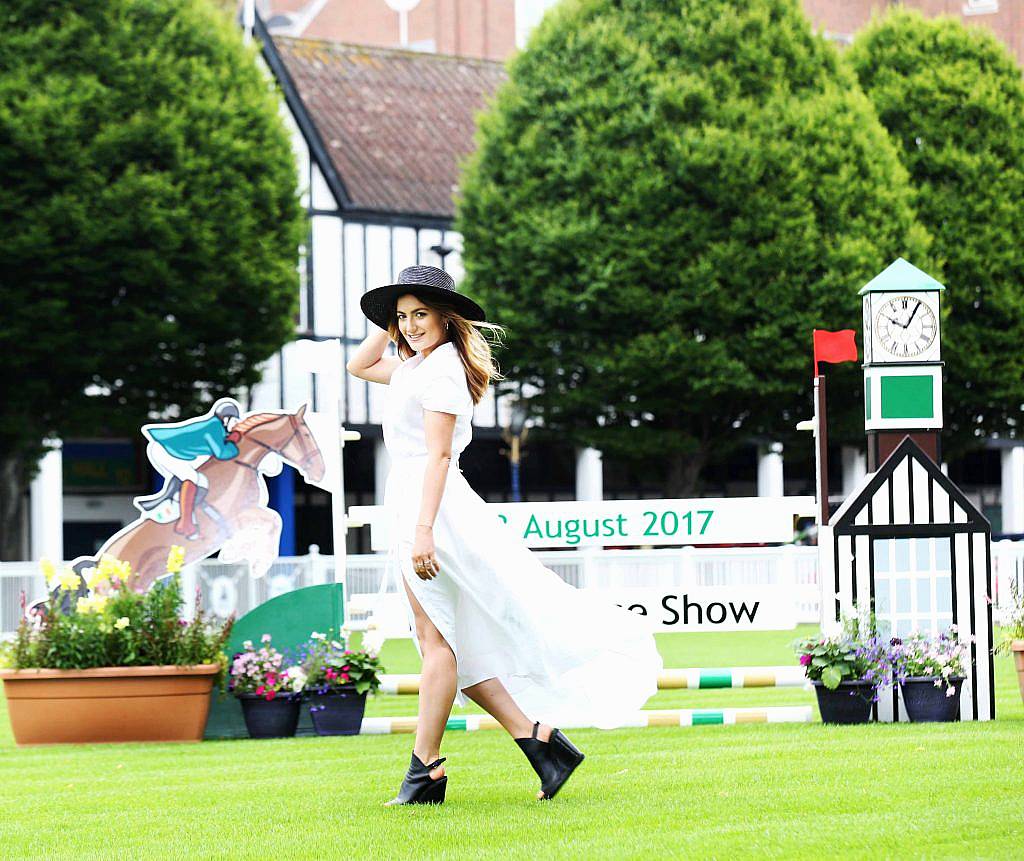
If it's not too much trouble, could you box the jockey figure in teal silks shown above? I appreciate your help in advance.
[145,402,242,538]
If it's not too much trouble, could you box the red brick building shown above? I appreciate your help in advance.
[254,0,1023,65]
[257,0,517,61]
[803,0,1022,63]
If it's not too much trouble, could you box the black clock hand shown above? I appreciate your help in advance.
[902,301,921,329]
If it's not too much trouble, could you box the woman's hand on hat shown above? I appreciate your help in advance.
[412,527,440,580]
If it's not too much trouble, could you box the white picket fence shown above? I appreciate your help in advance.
[3,540,1023,638]
[993,539,1024,619]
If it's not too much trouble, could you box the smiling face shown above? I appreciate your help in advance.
[396,293,447,355]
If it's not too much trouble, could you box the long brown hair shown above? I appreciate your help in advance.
[386,292,505,404]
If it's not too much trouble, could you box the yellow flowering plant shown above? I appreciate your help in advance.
[3,547,234,673]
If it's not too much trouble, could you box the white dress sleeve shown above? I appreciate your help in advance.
[419,359,474,417]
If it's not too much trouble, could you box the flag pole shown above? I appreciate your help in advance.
[814,374,830,527]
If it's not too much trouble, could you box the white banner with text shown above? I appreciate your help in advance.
[598,586,797,631]
[349,496,815,552]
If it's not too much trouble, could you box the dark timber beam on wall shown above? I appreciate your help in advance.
[841,523,982,538]
[308,209,454,231]
[338,208,454,231]
[833,437,990,536]
[254,15,456,232]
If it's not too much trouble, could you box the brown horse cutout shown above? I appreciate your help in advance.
[79,405,326,592]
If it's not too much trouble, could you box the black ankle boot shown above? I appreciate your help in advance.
[384,751,448,806]
[515,720,585,800]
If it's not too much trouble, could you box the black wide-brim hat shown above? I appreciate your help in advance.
[360,265,487,330]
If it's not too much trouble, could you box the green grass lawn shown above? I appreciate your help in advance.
[1,627,1022,860]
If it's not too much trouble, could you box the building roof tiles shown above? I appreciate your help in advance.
[273,35,507,220]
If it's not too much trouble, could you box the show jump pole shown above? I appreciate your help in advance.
[810,329,858,527]
[814,374,829,527]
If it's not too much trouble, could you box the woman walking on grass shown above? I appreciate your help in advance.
[346,266,662,805]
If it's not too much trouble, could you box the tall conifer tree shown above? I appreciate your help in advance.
[848,10,1024,457]
[458,0,928,495]
[0,1,305,557]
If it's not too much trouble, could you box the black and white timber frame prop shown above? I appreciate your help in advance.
[825,436,995,721]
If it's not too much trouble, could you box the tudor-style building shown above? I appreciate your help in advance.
[241,16,598,554]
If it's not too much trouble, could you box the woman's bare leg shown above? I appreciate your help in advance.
[460,678,552,743]
[402,578,455,780]
[461,678,554,799]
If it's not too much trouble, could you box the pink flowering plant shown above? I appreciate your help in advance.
[228,634,307,701]
[793,609,892,694]
[890,628,968,696]
[300,629,384,696]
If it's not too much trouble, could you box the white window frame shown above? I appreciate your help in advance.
[873,537,954,638]
[963,0,999,16]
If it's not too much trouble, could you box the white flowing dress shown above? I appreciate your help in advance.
[382,341,663,729]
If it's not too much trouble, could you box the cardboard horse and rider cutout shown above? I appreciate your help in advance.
[71,398,328,592]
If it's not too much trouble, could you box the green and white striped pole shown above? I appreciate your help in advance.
[378,666,808,695]
[358,706,813,735]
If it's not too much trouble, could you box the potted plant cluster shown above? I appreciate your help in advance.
[0,548,233,745]
[794,611,891,725]
[302,629,384,736]
[227,624,384,739]
[795,606,976,725]
[994,579,1024,706]
[889,629,968,723]
[228,635,307,739]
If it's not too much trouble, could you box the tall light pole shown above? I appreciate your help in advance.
[502,403,530,503]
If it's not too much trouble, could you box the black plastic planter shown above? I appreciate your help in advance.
[900,676,965,722]
[237,693,302,738]
[307,686,368,736]
[812,680,875,724]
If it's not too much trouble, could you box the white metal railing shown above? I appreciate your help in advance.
[6,540,1020,638]
[0,562,44,639]
[993,539,1024,625]
[1,545,822,637]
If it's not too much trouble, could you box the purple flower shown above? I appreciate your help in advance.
[799,654,812,666]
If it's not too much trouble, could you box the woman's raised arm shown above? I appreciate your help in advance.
[345,324,401,384]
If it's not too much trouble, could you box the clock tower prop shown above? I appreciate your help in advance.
[861,258,944,469]
[820,258,995,722]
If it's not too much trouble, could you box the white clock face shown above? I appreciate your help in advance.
[874,295,937,358]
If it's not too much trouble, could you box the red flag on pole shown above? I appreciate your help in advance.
[813,329,858,377]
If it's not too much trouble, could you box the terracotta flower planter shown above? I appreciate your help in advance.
[1012,641,1024,705]
[0,664,220,746]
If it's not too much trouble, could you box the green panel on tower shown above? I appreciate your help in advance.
[880,375,934,419]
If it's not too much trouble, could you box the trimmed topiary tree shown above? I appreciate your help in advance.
[847,9,1024,457]
[457,0,929,495]
[0,0,305,557]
